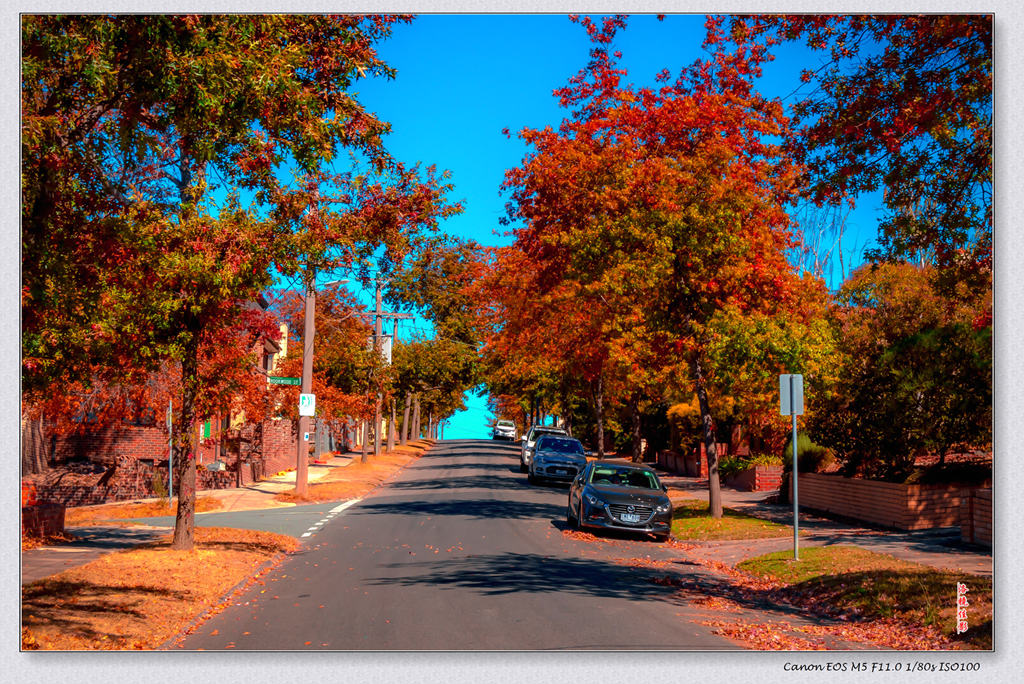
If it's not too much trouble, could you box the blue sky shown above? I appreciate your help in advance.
[328,14,886,439]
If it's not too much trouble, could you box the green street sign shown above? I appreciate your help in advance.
[268,376,301,386]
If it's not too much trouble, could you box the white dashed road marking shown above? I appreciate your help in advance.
[301,499,360,539]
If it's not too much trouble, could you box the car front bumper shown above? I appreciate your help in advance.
[578,501,672,535]
[532,458,585,481]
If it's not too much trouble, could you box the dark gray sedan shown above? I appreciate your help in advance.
[567,461,673,542]
[527,435,587,485]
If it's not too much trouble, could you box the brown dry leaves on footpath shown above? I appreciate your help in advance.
[22,527,298,650]
[62,496,225,527]
[274,441,430,505]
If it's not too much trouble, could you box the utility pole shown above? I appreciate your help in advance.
[295,272,316,497]
[373,279,383,458]
[387,318,399,453]
[365,276,412,462]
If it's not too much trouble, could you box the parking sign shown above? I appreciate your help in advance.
[779,374,804,416]
[299,393,316,417]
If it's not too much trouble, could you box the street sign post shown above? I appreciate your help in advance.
[268,376,301,386]
[780,374,804,560]
[299,393,316,417]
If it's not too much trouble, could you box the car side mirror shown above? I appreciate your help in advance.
[661,483,668,492]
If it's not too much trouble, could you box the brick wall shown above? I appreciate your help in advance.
[53,424,170,465]
[22,503,65,536]
[961,488,992,546]
[25,417,299,506]
[787,472,981,530]
[725,465,783,492]
[657,444,730,479]
[27,456,236,507]
[235,419,296,484]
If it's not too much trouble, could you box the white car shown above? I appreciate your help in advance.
[492,419,517,441]
[519,425,569,473]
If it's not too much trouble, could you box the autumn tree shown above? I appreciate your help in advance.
[21,15,461,549]
[721,15,992,288]
[808,262,991,481]
[498,15,811,516]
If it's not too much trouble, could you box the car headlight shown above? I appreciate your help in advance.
[655,503,671,514]
[585,493,604,506]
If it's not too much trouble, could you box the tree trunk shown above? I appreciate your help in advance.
[590,375,605,458]
[373,392,382,457]
[412,394,421,439]
[172,336,201,550]
[691,354,723,518]
[628,391,643,463]
[401,391,412,445]
[387,398,396,453]
[360,418,369,464]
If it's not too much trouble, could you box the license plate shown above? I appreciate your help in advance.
[554,468,567,475]
[620,513,641,523]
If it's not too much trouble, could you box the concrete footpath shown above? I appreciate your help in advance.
[661,475,992,577]
[21,454,354,584]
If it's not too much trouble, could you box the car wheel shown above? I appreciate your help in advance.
[653,533,670,543]
[527,472,537,484]
[566,504,576,526]
[519,460,527,473]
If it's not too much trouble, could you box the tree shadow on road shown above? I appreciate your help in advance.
[353,497,565,521]
[366,551,692,601]
[387,474,533,492]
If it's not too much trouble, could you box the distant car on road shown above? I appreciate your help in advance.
[519,424,569,473]
[528,435,587,485]
[567,460,673,542]
[492,419,517,441]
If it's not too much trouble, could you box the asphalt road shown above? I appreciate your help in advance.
[175,439,740,650]
[134,501,348,538]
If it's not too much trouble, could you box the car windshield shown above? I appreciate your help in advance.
[537,438,583,453]
[496,420,514,427]
[589,466,660,489]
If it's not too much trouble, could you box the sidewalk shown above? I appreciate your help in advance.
[197,452,355,512]
[660,474,992,577]
[21,453,356,584]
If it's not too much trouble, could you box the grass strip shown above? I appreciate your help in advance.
[737,545,992,649]
[669,497,794,541]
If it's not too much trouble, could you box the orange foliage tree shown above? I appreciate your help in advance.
[493,15,825,516]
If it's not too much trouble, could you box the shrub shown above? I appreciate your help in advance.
[150,471,168,500]
[717,455,748,480]
[782,433,834,473]
[747,453,784,467]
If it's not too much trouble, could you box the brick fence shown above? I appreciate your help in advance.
[785,472,985,531]
[22,503,65,536]
[27,456,237,507]
[657,443,731,479]
[961,488,992,546]
[724,464,783,492]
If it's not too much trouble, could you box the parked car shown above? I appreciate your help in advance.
[528,435,587,485]
[519,424,569,473]
[566,460,673,542]
[492,419,517,441]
